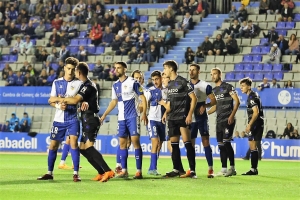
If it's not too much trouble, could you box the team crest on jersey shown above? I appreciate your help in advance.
[139,87,143,92]
[124,85,127,90]
[71,86,75,90]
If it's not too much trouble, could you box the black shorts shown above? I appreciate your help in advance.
[216,120,235,143]
[168,119,189,138]
[80,113,100,143]
[248,122,264,142]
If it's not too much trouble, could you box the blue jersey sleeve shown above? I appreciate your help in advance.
[133,81,143,96]
[206,85,213,96]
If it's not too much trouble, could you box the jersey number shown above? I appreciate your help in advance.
[51,126,58,134]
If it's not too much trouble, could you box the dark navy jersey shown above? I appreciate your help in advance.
[78,79,100,114]
[212,82,236,124]
[246,90,264,124]
[167,75,194,120]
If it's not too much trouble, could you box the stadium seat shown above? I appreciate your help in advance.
[1,55,9,61]
[254,73,264,81]
[277,30,287,36]
[225,72,235,81]
[286,22,295,29]
[263,64,273,71]
[244,64,253,71]
[94,46,105,55]
[51,63,59,71]
[276,22,285,29]
[88,63,95,71]
[78,31,87,38]
[235,73,244,80]
[260,38,268,45]
[234,64,244,71]
[244,72,254,79]
[273,64,282,71]
[261,46,270,54]
[251,46,260,54]
[9,55,18,62]
[252,55,262,63]
[87,46,96,54]
[70,39,79,46]
[243,55,252,62]
[253,63,263,71]
[139,15,148,23]
[273,72,283,80]
[78,39,87,46]
[69,46,79,54]
[264,72,273,80]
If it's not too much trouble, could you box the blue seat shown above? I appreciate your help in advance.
[78,31,87,38]
[253,64,263,71]
[243,55,253,62]
[251,46,261,54]
[261,46,270,54]
[277,29,287,36]
[9,55,18,62]
[260,38,268,45]
[294,14,300,21]
[252,55,262,63]
[86,39,92,45]
[225,72,235,81]
[234,63,244,71]
[244,64,253,71]
[87,46,96,54]
[273,64,282,71]
[95,46,105,54]
[45,23,52,31]
[273,72,283,80]
[263,64,272,71]
[244,72,254,80]
[1,55,9,61]
[51,63,59,71]
[70,39,79,46]
[254,73,263,81]
[30,39,36,45]
[88,63,95,71]
[235,73,244,80]
[264,72,273,80]
[78,39,87,46]
[286,22,295,29]
[69,46,79,54]
[276,22,286,29]
[0,63,5,70]
[139,15,148,23]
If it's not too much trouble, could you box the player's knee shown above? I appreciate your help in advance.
[201,136,210,147]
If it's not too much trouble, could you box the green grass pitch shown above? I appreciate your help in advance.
[0,153,299,200]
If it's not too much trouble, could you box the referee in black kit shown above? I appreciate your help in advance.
[56,62,114,182]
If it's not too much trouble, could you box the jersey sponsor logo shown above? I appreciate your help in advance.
[215,94,224,100]
[168,88,178,93]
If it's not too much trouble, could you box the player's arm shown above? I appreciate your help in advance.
[161,101,170,124]
[133,81,148,124]
[48,80,65,109]
[139,94,147,116]
[229,91,240,119]
[207,105,216,115]
[100,86,118,121]
[248,106,259,128]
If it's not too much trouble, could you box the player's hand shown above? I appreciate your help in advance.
[245,124,251,133]
[99,115,106,125]
[162,113,167,124]
[141,113,148,126]
[81,102,89,111]
[199,105,206,115]
[185,114,192,125]
[60,102,67,111]
[228,115,234,125]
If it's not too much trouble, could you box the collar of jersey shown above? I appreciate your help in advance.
[63,77,75,82]
[190,79,200,85]
[119,76,128,83]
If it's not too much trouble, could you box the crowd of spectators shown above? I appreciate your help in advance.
[0,112,31,133]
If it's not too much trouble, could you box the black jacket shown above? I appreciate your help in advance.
[281,8,293,18]
[111,39,122,51]
[263,31,279,43]
[229,24,241,34]
[200,41,213,53]
[213,39,225,50]
[276,39,289,52]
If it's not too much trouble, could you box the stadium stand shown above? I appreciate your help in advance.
[0,0,299,139]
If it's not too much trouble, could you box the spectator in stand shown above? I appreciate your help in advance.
[90,27,102,46]
[244,20,260,38]
[60,30,69,46]
[116,6,124,18]
[92,60,103,77]
[75,45,87,62]
[265,130,276,138]
[281,0,295,10]
[67,21,78,39]
[294,53,300,64]
[60,0,71,17]
[222,19,240,39]
[237,20,248,38]
[129,28,140,46]
[20,61,31,75]
[98,64,110,80]
[52,0,62,16]
[0,29,11,47]
[95,4,104,18]
[194,0,206,17]
[194,47,205,63]
[100,13,111,28]
[60,21,69,32]
[15,71,24,86]
[184,47,195,64]
[131,21,141,33]
[27,65,37,77]
[284,80,294,88]
[177,12,193,31]
[164,5,175,18]
[25,21,36,38]
[9,113,19,126]
[20,120,29,132]
[11,36,22,54]
[257,77,270,91]
[9,6,18,22]
[270,78,280,88]
[127,46,139,64]
[281,3,293,21]
[285,34,299,55]
[150,12,164,31]
[156,36,165,57]
[35,20,45,39]
[263,43,281,64]
[37,69,48,86]
[36,49,49,62]
[20,35,33,55]
[282,123,294,139]
[209,34,225,55]
[28,0,37,16]
[56,60,64,77]
[236,4,248,24]
[19,0,29,13]
[259,0,271,14]
[1,121,11,132]
[0,11,3,25]
[276,34,289,54]
[143,44,157,64]
[106,66,117,81]
[12,120,21,132]
[17,9,28,24]
[146,35,156,52]
[52,14,63,31]
[125,6,136,24]
[20,21,28,35]
[43,61,53,74]
[116,36,132,55]
[269,0,281,14]
[42,7,53,23]
[2,63,12,80]
[121,15,130,29]
[47,28,61,47]
[111,35,122,52]
[85,6,94,24]
[9,22,22,40]
[46,69,57,86]
[188,0,198,15]
[200,36,213,55]
[136,36,146,52]
[146,78,154,88]
[263,26,278,45]
[225,35,239,55]
[23,72,36,86]
[100,27,114,47]
[35,0,44,16]
[290,130,300,139]
[160,12,175,31]
[172,0,183,12]
[57,44,70,62]
[228,5,238,20]
[141,28,149,42]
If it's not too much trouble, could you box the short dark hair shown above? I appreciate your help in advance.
[163,60,178,73]
[239,77,252,86]
[190,64,200,71]
[151,70,162,78]
[65,57,79,67]
[115,61,128,68]
[248,20,252,23]
[76,62,89,76]
[131,70,143,78]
